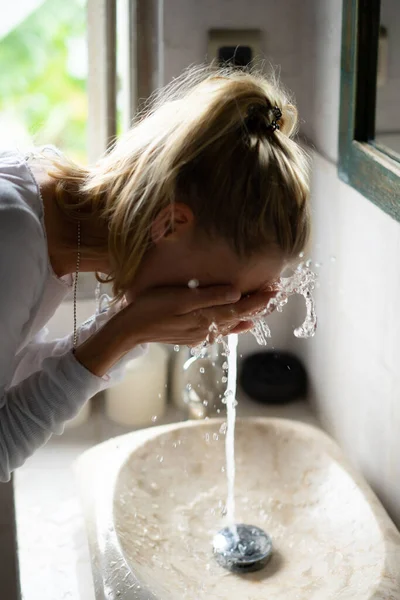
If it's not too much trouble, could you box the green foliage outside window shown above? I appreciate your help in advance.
[0,0,87,162]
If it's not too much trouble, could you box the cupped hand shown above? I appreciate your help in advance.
[114,285,277,349]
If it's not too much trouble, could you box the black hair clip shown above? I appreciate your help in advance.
[245,104,282,136]
[268,106,282,132]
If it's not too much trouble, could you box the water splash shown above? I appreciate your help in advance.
[246,261,317,345]
[249,318,272,346]
[188,278,200,289]
[191,322,229,358]
[190,261,317,356]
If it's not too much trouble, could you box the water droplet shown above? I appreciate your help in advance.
[222,376,228,383]
[151,415,158,422]
[188,278,199,289]
[299,251,304,258]
[174,345,180,352]
[199,367,205,374]
[222,361,228,370]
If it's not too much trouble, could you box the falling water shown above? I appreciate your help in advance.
[246,261,318,345]
[223,334,238,530]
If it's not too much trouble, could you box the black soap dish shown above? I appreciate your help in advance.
[239,351,308,404]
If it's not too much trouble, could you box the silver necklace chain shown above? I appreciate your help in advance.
[72,219,81,353]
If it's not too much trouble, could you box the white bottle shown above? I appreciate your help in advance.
[105,343,169,427]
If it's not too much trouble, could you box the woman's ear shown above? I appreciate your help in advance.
[151,203,194,243]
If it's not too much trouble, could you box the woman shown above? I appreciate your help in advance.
[0,65,310,480]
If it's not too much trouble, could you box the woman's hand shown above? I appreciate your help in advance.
[74,285,275,377]
[75,284,238,376]
[115,285,243,348]
[117,285,277,347]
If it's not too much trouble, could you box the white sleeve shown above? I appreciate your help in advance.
[11,302,147,388]
[0,202,144,481]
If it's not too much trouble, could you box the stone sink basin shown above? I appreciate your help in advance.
[75,418,400,599]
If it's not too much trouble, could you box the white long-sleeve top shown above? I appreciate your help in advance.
[0,149,146,481]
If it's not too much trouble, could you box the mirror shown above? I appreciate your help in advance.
[375,0,400,159]
[339,0,400,221]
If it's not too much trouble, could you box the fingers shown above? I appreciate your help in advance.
[122,285,274,348]
[128,285,241,318]
[233,291,277,318]
[177,285,241,314]
[201,290,276,324]
[229,321,254,335]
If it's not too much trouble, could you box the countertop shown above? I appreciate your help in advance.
[14,394,318,600]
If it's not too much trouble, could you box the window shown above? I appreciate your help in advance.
[0,0,154,297]
[339,0,400,221]
[0,0,88,162]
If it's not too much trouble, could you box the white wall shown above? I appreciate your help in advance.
[161,0,303,97]
[305,152,400,526]
[297,0,342,163]
[298,0,400,527]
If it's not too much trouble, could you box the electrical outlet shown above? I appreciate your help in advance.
[207,29,262,67]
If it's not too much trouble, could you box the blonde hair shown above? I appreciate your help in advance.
[49,64,310,300]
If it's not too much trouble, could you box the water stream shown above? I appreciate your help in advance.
[224,334,238,530]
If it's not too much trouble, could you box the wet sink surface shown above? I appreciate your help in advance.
[76,418,400,599]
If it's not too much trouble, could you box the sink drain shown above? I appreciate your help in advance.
[212,524,272,573]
